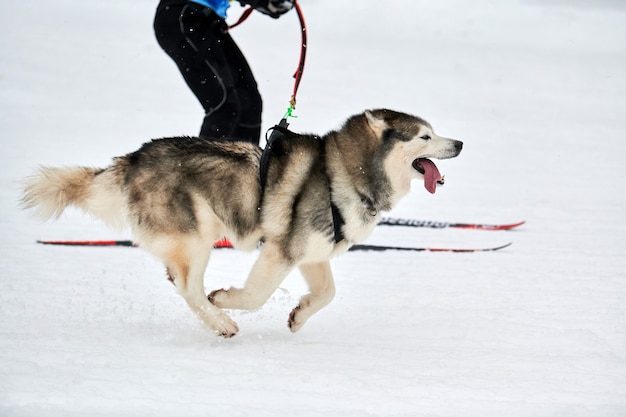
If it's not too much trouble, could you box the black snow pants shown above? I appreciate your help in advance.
[154,1,262,144]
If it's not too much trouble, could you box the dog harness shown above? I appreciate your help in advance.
[259,123,346,244]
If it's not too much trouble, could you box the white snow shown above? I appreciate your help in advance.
[1,0,625,415]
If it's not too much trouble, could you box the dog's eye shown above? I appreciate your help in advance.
[420,135,431,141]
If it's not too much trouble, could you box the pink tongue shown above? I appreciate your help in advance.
[418,158,442,194]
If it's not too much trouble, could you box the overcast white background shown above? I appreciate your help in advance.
[1,0,625,415]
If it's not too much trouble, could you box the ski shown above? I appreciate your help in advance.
[36,238,232,248]
[378,218,525,230]
[37,239,136,247]
[37,239,511,252]
[349,242,512,252]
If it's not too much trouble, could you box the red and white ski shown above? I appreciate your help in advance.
[36,239,512,252]
[378,218,525,230]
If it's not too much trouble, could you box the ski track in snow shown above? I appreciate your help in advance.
[1,0,625,415]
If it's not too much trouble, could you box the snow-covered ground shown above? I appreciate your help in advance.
[1,0,625,415]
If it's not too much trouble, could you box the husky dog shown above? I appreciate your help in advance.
[22,109,462,337]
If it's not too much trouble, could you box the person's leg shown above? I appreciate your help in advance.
[155,3,260,142]
[211,33,263,144]
[154,3,228,116]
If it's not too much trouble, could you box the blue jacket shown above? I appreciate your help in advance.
[189,0,230,18]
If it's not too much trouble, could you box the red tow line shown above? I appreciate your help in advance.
[229,1,308,111]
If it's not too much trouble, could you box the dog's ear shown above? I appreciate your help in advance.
[364,110,388,138]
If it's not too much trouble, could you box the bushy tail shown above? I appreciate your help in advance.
[21,165,127,230]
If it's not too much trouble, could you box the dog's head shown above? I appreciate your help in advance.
[363,109,463,196]
[326,109,463,214]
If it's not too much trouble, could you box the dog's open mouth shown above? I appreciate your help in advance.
[412,158,445,194]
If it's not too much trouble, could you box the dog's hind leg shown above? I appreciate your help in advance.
[288,261,336,333]
[157,237,239,338]
[209,241,293,311]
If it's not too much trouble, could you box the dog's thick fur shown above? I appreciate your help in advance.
[22,109,462,337]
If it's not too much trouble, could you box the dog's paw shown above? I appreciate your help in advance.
[288,305,307,333]
[208,288,227,307]
[211,312,239,338]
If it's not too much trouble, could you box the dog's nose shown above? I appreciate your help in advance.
[454,140,463,152]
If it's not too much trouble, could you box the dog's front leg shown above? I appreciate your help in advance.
[288,261,336,333]
[209,241,293,311]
